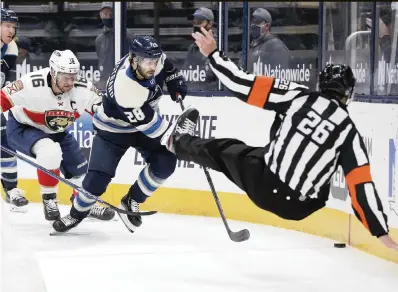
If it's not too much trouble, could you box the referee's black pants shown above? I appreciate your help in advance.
[175,135,326,220]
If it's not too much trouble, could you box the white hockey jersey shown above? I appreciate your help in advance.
[1,67,102,134]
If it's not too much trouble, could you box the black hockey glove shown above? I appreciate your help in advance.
[165,71,187,102]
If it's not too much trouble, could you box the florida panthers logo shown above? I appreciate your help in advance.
[45,110,75,132]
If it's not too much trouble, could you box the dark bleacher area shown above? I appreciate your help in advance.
[8,1,320,91]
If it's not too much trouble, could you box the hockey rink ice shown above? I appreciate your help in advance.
[1,202,398,292]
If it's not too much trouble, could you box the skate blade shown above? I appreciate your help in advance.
[49,230,69,236]
[9,205,28,213]
[86,216,118,222]
[49,231,90,236]
[117,212,137,233]
[49,226,89,236]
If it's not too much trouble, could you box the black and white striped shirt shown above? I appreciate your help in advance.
[208,50,389,237]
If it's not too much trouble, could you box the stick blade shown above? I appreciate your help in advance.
[229,229,250,242]
[139,210,158,216]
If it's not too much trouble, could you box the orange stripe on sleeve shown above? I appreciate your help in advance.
[345,165,373,231]
[247,76,274,108]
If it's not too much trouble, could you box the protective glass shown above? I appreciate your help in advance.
[57,72,78,83]
[251,16,267,26]
[137,56,160,70]
[192,17,208,26]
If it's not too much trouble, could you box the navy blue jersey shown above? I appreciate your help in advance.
[1,40,18,87]
[93,53,169,138]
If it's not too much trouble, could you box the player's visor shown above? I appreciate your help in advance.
[136,56,160,68]
[57,72,78,83]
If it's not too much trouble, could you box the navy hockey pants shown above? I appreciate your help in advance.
[1,113,18,191]
[72,128,177,218]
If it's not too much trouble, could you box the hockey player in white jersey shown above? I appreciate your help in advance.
[1,8,28,210]
[52,36,198,233]
[0,49,115,221]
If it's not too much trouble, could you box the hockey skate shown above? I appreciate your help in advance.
[52,214,82,233]
[42,193,60,221]
[161,107,200,153]
[88,203,116,221]
[118,194,142,233]
[5,188,29,213]
[69,194,115,221]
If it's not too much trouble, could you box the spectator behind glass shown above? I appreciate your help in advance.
[366,8,398,63]
[95,2,115,89]
[183,7,217,90]
[243,8,290,75]
[95,2,133,89]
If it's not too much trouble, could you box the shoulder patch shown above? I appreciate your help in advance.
[74,76,89,88]
[4,80,24,95]
[90,84,103,97]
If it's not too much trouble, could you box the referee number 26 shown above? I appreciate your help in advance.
[297,110,335,144]
[124,108,145,123]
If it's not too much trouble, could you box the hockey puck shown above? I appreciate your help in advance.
[334,243,346,248]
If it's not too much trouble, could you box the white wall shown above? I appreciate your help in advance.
[13,95,398,228]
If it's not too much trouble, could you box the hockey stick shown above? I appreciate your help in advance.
[176,95,250,242]
[0,145,157,216]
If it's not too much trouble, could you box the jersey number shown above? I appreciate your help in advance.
[124,108,145,123]
[274,79,290,90]
[31,74,45,87]
[297,110,335,144]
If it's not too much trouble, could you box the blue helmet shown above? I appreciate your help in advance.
[1,8,19,35]
[1,8,18,24]
[129,36,163,59]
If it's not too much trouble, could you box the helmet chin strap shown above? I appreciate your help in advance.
[51,71,65,94]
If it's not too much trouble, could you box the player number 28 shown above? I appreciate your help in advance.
[124,108,145,123]
[297,110,335,144]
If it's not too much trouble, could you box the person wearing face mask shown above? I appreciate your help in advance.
[183,7,217,90]
[95,2,132,90]
[243,8,289,75]
[366,7,398,64]
[95,2,114,90]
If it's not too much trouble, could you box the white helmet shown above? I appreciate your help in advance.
[49,50,80,82]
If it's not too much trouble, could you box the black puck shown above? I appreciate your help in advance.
[334,243,346,248]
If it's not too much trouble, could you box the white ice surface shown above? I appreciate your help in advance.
[1,202,398,292]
